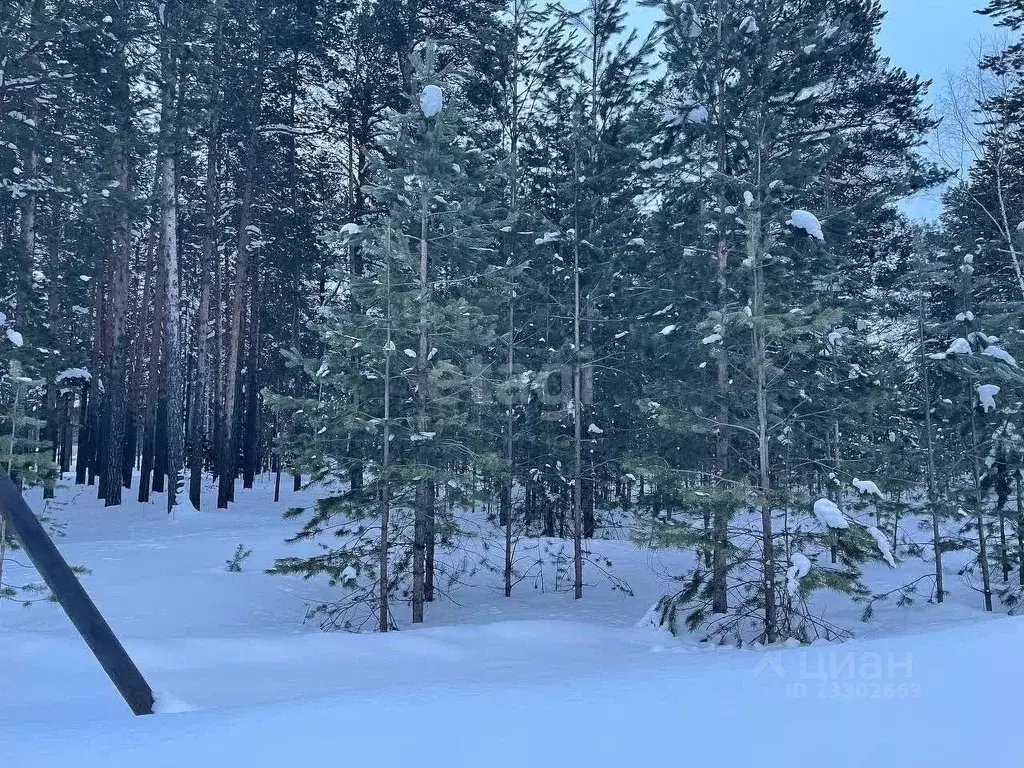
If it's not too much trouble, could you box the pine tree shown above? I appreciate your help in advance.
[0,359,58,603]
[637,0,938,643]
[488,0,576,596]
[271,42,505,629]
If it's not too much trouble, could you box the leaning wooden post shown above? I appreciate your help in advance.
[0,473,155,715]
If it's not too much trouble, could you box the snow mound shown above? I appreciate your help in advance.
[788,210,824,241]
[982,345,1018,368]
[977,384,1000,413]
[813,498,848,529]
[55,367,91,383]
[5,328,24,347]
[946,338,972,356]
[851,478,883,498]
[659,324,677,336]
[153,692,198,715]
[786,553,811,596]
[587,423,604,435]
[686,106,708,124]
[420,85,444,118]
[865,525,896,568]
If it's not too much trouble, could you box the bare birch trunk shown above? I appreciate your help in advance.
[158,4,183,513]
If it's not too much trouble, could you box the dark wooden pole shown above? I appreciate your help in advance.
[0,473,154,715]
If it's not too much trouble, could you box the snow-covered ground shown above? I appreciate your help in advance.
[1,476,1020,766]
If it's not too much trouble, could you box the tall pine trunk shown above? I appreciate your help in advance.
[378,230,395,631]
[189,0,225,510]
[43,127,65,498]
[412,191,431,624]
[218,38,265,508]
[570,109,585,600]
[241,267,261,489]
[917,277,943,602]
[100,68,134,507]
[969,392,993,611]
[139,249,167,502]
[750,206,778,644]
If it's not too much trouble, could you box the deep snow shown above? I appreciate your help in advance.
[1,475,1020,766]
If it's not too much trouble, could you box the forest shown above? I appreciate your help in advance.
[4,0,1024,647]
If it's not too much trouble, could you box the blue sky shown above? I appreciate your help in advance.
[880,1,995,218]
[879,0,994,90]
[624,1,998,218]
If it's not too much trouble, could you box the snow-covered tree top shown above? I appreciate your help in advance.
[420,85,443,118]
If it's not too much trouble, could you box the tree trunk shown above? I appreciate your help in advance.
[1016,473,1024,587]
[217,33,265,508]
[74,383,90,484]
[138,253,167,503]
[43,128,65,499]
[218,154,254,508]
[153,392,168,494]
[969,397,993,611]
[412,191,431,624]
[917,262,943,602]
[189,3,224,510]
[504,293,515,598]
[241,263,262,489]
[158,4,183,512]
[750,208,778,644]
[378,234,395,631]
[571,112,584,601]
[100,76,133,507]
[710,0,731,614]
[999,508,1010,583]
[712,246,730,613]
